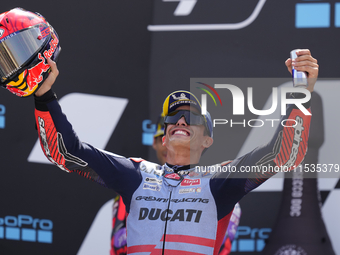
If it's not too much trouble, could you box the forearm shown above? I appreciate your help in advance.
[213,93,312,197]
[240,94,312,192]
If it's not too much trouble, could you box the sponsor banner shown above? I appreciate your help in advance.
[0,214,53,243]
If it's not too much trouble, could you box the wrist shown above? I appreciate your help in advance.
[34,89,57,111]
[35,85,51,97]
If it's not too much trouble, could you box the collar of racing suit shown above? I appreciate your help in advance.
[162,163,199,188]
[165,163,198,175]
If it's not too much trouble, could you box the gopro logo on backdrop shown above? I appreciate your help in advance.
[0,215,53,243]
[0,104,5,129]
[231,226,271,252]
[296,1,340,28]
[142,120,156,146]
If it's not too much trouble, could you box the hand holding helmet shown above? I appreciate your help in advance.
[0,7,61,97]
[34,58,59,97]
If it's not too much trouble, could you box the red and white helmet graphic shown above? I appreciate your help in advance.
[0,7,61,97]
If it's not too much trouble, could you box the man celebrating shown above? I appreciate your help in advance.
[111,113,241,255]
[32,50,317,254]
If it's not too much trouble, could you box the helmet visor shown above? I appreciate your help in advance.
[0,27,48,82]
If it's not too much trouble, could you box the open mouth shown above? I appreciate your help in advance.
[171,128,191,137]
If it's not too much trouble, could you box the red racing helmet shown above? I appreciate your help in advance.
[0,7,61,97]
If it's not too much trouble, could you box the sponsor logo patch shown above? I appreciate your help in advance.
[138,207,203,223]
[188,171,200,177]
[181,178,201,186]
[165,173,181,180]
[143,183,161,192]
[145,177,162,185]
[140,163,163,176]
[284,116,304,168]
[179,187,202,194]
[135,196,209,203]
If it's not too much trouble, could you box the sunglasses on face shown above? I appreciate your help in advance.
[164,110,206,126]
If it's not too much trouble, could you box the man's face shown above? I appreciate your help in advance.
[163,105,212,154]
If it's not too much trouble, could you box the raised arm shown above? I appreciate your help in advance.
[34,59,143,211]
[211,50,318,218]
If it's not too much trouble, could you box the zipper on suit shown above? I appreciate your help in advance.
[162,187,173,254]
